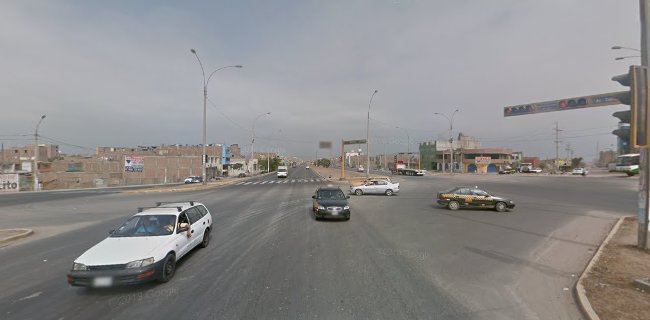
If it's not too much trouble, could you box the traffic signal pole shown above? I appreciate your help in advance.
[638,0,650,249]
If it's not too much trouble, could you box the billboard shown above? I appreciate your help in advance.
[0,174,20,192]
[125,156,144,172]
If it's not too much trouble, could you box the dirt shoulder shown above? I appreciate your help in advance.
[582,217,650,320]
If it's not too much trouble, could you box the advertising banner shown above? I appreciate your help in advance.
[475,156,492,165]
[0,174,20,192]
[125,156,144,172]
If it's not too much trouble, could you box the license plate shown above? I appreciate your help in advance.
[93,276,113,287]
[332,211,339,216]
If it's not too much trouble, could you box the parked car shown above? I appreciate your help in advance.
[572,168,588,176]
[237,172,247,178]
[184,176,202,184]
[312,186,350,220]
[529,168,543,173]
[67,201,212,287]
[357,165,364,172]
[498,168,516,174]
[350,179,399,196]
[437,186,515,212]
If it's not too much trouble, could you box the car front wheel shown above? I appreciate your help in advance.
[200,229,210,248]
[448,200,460,210]
[158,253,176,283]
[355,189,363,196]
[495,202,507,212]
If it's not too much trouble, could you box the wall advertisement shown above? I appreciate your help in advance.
[0,174,20,192]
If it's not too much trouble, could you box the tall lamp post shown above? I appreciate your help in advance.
[251,112,271,175]
[34,114,46,191]
[366,89,379,177]
[434,109,459,173]
[190,48,242,185]
[396,126,411,168]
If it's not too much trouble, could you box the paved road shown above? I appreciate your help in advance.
[0,167,637,319]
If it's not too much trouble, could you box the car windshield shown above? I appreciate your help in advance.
[319,190,346,200]
[110,215,177,237]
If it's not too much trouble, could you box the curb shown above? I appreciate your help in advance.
[574,216,627,320]
[0,229,34,246]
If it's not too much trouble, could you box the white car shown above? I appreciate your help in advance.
[67,201,212,287]
[529,168,543,173]
[572,168,588,176]
[350,179,399,196]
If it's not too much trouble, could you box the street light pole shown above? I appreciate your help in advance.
[366,90,379,177]
[190,48,242,185]
[434,109,459,173]
[34,114,46,191]
[251,112,271,175]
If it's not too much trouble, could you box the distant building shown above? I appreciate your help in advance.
[419,133,482,171]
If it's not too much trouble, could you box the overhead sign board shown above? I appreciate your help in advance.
[343,139,366,145]
[504,91,628,117]
[319,141,332,149]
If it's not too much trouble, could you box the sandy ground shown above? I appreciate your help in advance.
[583,217,650,320]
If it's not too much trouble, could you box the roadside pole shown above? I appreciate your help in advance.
[341,140,345,179]
[639,0,650,249]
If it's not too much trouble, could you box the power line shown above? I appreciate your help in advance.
[206,98,250,133]
[38,135,94,151]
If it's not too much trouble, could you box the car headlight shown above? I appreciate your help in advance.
[318,205,325,210]
[72,262,88,271]
[125,257,155,269]
[343,206,350,210]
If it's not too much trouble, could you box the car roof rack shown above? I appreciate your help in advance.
[138,206,183,213]
[156,201,196,207]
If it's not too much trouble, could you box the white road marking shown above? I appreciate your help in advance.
[18,291,42,301]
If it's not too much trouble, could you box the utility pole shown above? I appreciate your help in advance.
[554,122,562,171]
[638,0,650,249]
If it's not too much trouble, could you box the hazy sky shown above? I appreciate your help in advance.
[0,1,640,160]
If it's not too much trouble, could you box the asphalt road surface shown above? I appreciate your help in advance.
[0,167,637,319]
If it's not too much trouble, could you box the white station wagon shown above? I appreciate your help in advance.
[350,179,400,196]
[67,201,212,287]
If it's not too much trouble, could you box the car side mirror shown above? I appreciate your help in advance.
[346,195,350,199]
[311,195,315,199]
[177,226,189,233]
[108,229,114,234]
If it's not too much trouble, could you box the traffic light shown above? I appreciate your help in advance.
[612,65,650,147]
[393,155,397,163]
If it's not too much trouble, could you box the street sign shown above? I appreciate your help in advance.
[504,91,628,117]
[343,139,366,145]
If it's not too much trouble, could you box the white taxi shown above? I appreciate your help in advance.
[67,201,212,287]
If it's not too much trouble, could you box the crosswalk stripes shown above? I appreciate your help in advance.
[233,178,323,186]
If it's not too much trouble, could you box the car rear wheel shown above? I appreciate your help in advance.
[355,189,363,196]
[158,253,176,283]
[385,189,393,196]
[448,200,460,210]
[495,202,507,212]
[200,229,210,248]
